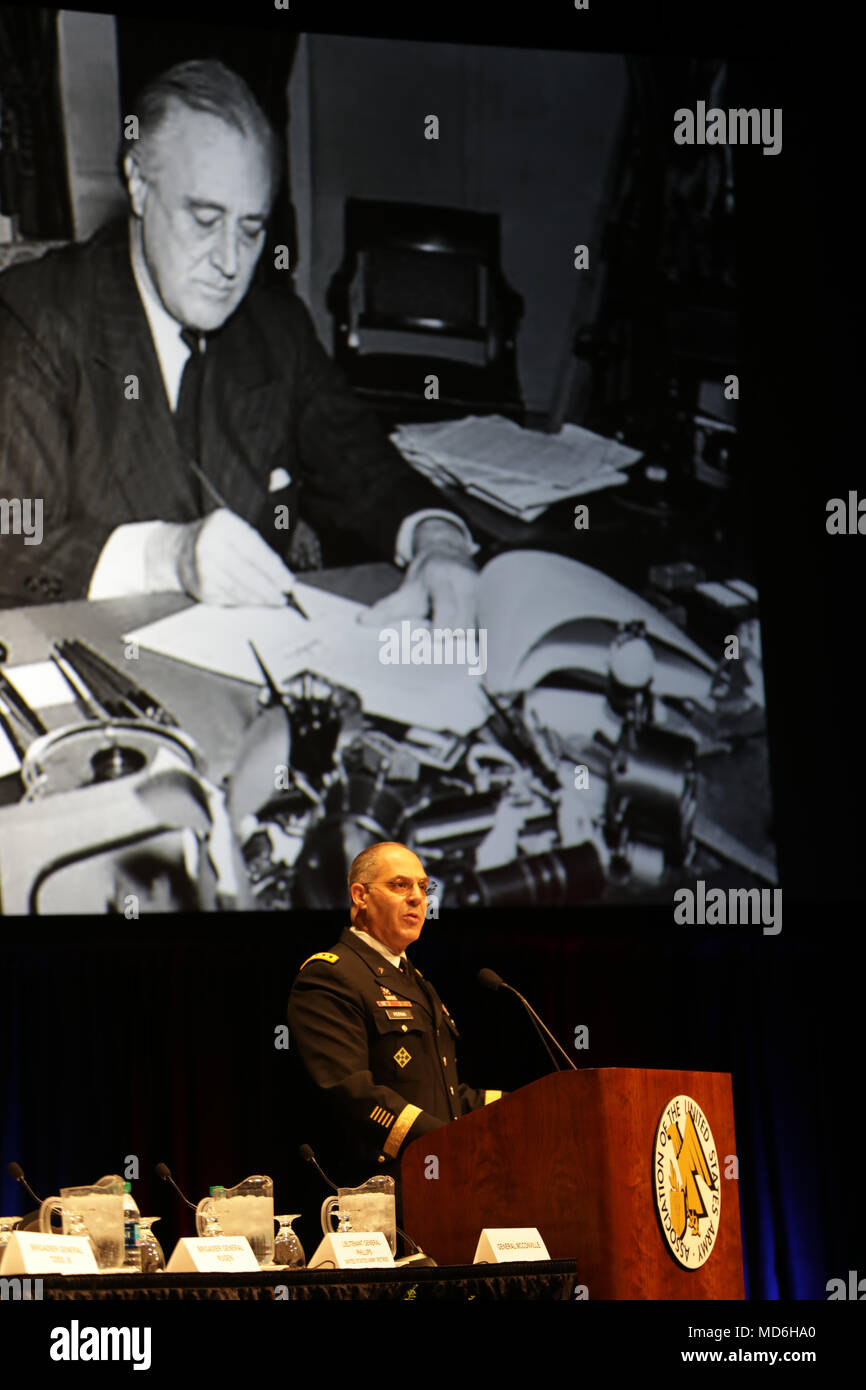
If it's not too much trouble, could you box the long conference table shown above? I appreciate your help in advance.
[17,1262,579,1301]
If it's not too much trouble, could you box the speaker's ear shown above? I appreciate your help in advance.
[123,147,148,217]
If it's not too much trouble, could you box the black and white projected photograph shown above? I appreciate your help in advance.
[0,12,774,914]
[0,0,862,1352]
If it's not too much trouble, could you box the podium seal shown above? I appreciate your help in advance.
[653,1094,721,1269]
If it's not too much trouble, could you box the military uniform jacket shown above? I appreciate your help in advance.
[288,927,502,1171]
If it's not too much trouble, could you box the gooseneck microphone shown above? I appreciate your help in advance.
[298,1144,339,1194]
[7,1161,42,1207]
[155,1161,199,1212]
[478,968,578,1073]
[299,1143,433,1263]
[477,968,505,991]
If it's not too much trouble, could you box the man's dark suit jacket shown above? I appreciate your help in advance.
[287,926,499,1186]
[0,217,447,606]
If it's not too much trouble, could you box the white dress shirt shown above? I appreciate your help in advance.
[349,924,407,972]
[87,227,198,599]
[87,226,474,599]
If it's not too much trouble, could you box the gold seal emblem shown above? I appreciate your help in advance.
[653,1094,721,1269]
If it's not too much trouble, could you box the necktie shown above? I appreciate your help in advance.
[404,959,435,1020]
[175,328,205,464]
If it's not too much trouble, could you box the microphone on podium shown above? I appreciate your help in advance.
[478,968,577,1073]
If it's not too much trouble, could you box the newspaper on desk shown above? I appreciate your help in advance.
[391,414,643,521]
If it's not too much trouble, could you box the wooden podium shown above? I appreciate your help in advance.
[401,1068,744,1298]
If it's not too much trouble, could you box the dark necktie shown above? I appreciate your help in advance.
[174,328,205,464]
[403,958,435,1020]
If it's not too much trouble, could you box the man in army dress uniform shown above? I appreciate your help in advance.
[287,841,503,1188]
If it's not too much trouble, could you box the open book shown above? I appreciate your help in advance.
[126,551,716,737]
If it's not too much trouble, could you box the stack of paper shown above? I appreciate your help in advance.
[391,414,642,521]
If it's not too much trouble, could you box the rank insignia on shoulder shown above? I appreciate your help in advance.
[299,952,339,970]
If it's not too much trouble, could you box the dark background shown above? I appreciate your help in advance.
[1,908,857,1300]
[0,0,861,1306]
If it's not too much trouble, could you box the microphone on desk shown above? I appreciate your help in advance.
[298,1143,435,1265]
[298,1143,337,1193]
[155,1161,199,1212]
[8,1161,42,1208]
[478,968,577,1073]
[7,1161,43,1230]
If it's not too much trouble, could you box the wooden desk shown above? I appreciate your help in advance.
[432,473,749,595]
[0,559,774,910]
[0,565,399,784]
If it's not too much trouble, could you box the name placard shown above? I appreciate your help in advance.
[473,1228,550,1264]
[307,1232,394,1270]
[0,1231,99,1275]
[166,1237,259,1273]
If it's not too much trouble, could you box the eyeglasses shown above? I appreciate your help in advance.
[363,877,438,898]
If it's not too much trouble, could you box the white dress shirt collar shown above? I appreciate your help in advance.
[349,925,406,972]
[128,220,203,411]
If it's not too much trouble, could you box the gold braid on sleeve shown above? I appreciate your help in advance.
[382,1103,422,1158]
